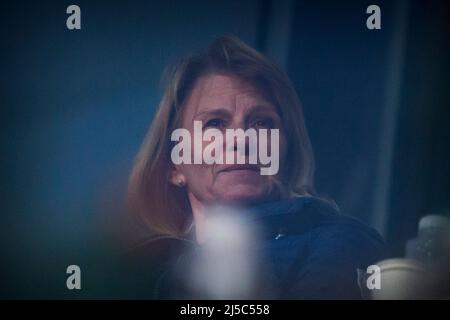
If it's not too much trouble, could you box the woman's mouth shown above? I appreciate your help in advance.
[219,164,260,173]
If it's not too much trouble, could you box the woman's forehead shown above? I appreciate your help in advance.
[182,74,276,119]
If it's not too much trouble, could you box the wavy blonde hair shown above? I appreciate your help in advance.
[128,36,316,237]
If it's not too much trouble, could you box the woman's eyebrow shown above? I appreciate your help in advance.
[193,108,230,119]
[250,104,276,112]
[247,104,280,117]
[193,104,278,120]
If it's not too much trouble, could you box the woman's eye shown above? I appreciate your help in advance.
[253,118,275,129]
[204,118,226,128]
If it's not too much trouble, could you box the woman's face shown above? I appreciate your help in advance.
[170,73,287,206]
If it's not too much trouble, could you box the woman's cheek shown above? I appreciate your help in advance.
[191,164,215,188]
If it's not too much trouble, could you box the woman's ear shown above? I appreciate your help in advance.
[169,167,186,187]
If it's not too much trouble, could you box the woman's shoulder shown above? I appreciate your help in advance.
[260,197,388,298]
[252,196,385,245]
[272,196,387,261]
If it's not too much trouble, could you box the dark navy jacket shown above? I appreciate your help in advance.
[122,196,387,299]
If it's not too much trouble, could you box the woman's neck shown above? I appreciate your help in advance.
[187,191,287,244]
[187,193,210,244]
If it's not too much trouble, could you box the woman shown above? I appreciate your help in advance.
[125,36,386,299]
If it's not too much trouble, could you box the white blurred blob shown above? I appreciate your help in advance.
[189,206,260,299]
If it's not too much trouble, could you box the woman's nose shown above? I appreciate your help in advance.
[225,121,250,152]
[227,119,247,131]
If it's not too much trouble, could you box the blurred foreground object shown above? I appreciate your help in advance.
[372,214,450,299]
[370,258,430,299]
[188,206,261,299]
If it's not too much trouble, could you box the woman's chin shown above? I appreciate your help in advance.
[213,186,271,206]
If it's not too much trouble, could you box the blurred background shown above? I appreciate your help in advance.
[1,0,449,298]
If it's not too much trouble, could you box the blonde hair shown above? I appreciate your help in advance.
[128,36,316,237]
